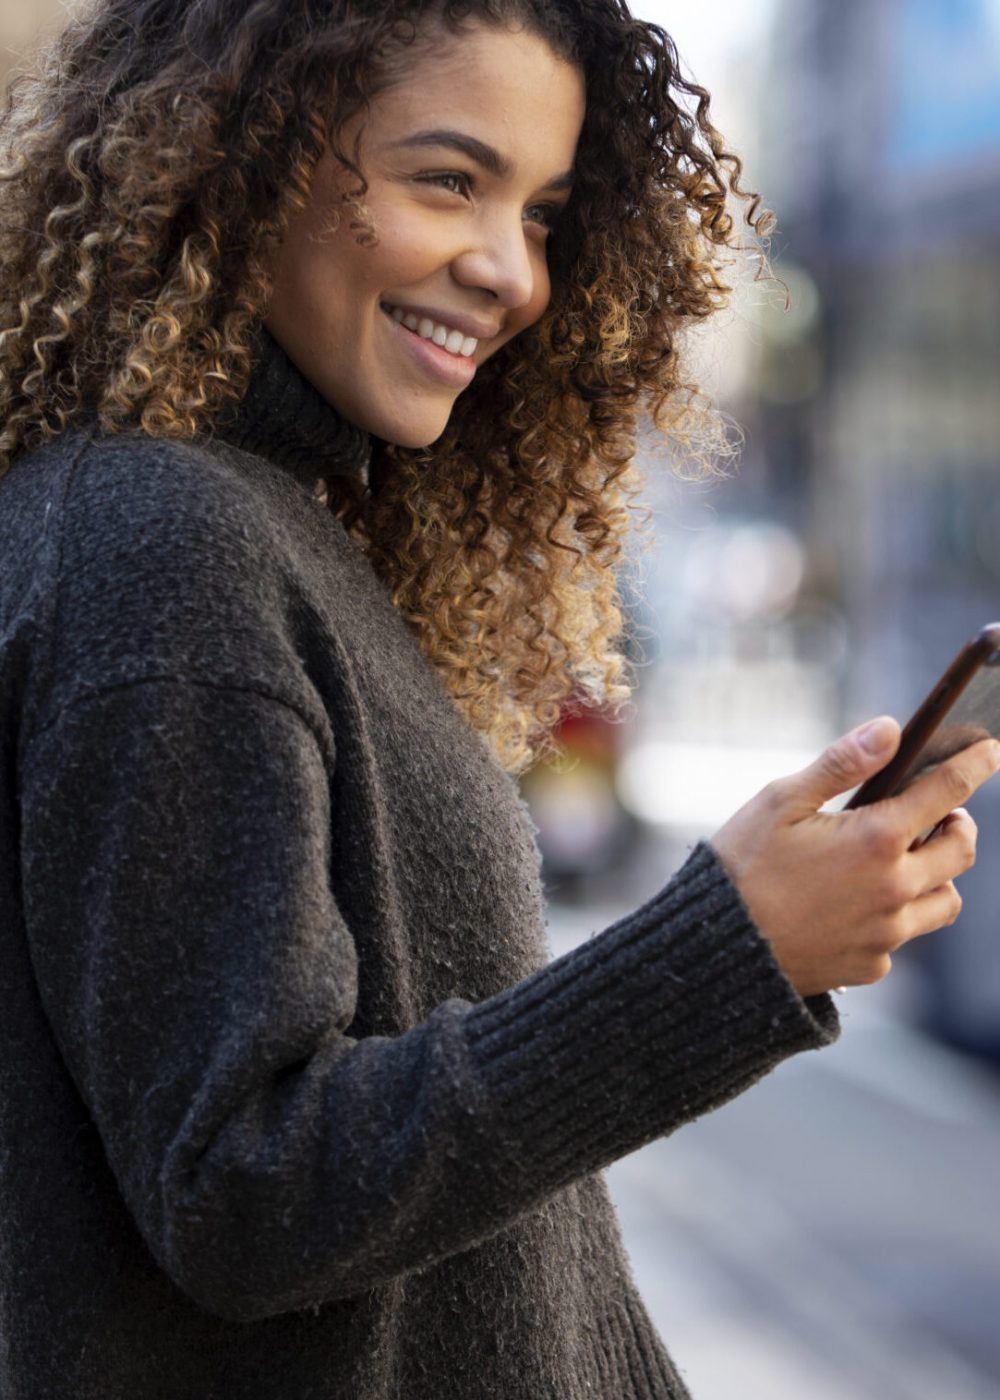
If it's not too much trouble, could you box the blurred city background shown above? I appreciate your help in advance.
[520,2,1000,1396]
[2,1,999,1397]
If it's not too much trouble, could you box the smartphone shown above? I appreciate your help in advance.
[845,622,1000,810]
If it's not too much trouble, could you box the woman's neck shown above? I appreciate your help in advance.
[211,326,373,492]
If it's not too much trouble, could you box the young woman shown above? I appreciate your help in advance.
[0,2,995,1397]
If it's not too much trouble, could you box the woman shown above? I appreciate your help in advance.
[0,2,995,1397]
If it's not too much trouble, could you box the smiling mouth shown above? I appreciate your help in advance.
[380,303,479,359]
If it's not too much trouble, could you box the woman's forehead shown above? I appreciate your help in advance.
[356,22,586,172]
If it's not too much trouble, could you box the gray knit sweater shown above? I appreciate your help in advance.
[0,329,840,1399]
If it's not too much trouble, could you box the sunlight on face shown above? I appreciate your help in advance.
[264,20,586,448]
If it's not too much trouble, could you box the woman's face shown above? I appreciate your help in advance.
[264,21,586,448]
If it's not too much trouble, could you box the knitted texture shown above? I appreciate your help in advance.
[0,330,840,1399]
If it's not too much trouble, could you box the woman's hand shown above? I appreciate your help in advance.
[709,716,1000,998]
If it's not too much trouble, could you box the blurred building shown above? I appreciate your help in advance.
[748,0,1000,1057]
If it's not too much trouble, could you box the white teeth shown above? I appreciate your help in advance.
[384,304,479,358]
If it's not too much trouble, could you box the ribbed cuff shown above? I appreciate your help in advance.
[463,841,840,1189]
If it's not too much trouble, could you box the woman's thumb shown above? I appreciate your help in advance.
[787,716,901,815]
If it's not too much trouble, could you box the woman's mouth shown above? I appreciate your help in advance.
[380,302,479,389]
[380,303,479,359]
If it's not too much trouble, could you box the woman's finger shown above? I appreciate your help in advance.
[905,807,977,895]
[892,738,1000,844]
[896,880,964,946]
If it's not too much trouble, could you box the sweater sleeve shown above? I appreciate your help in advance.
[19,676,839,1324]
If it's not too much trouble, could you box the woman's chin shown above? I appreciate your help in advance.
[373,414,453,451]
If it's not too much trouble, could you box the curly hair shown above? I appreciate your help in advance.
[0,0,775,775]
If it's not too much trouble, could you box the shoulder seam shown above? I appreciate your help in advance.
[22,673,335,773]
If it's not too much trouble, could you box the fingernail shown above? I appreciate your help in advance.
[857,717,895,754]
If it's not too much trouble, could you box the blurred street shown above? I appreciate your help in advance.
[548,893,1000,1400]
[527,6,1000,1390]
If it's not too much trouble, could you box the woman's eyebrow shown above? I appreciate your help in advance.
[387,128,575,191]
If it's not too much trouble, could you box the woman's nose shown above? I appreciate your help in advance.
[451,213,537,309]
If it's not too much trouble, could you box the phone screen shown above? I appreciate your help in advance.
[883,647,1000,796]
[846,625,1000,810]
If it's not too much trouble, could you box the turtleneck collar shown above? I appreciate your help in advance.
[211,325,372,494]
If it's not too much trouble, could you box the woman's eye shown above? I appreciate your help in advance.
[420,172,472,197]
[524,203,561,234]
[417,175,562,237]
